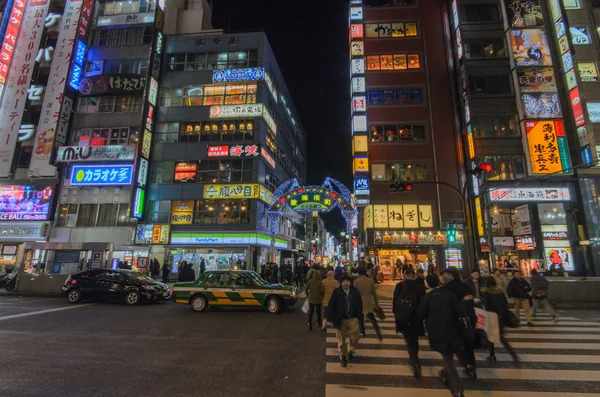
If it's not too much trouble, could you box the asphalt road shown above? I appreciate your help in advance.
[0,295,325,397]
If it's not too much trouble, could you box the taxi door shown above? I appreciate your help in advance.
[229,273,261,306]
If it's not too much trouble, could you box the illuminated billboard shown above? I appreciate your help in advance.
[70,165,134,186]
[212,68,265,83]
[525,120,571,174]
[517,68,557,92]
[0,185,54,221]
[510,29,552,66]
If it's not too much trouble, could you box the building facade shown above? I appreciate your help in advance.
[350,0,467,278]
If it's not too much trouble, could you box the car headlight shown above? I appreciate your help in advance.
[291,289,297,298]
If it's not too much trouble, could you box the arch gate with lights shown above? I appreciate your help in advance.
[266,178,357,235]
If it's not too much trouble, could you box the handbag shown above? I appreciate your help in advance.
[374,305,386,320]
[458,313,475,341]
[504,310,519,328]
[301,299,310,314]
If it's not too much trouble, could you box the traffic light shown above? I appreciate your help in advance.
[447,228,456,243]
[471,162,493,176]
[389,183,413,193]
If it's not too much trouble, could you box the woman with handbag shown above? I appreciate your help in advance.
[481,276,519,363]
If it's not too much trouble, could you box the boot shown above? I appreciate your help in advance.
[463,365,477,380]
[487,354,497,363]
[341,356,348,367]
[307,322,312,331]
[412,364,422,379]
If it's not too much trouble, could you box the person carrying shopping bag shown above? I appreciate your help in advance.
[305,270,324,331]
[481,276,519,362]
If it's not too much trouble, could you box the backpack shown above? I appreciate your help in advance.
[394,283,417,322]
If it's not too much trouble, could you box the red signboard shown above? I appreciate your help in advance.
[262,148,276,169]
[207,144,261,158]
[0,0,27,90]
[77,0,94,39]
[207,145,230,157]
[569,87,585,127]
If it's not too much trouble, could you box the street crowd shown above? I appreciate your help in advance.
[298,261,559,397]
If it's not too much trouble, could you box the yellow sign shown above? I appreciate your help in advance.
[475,197,484,237]
[578,62,598,82]
[419,205,433,228]
[142,130,152,159]
[203,184,260,200]
[364,205,374,229]
[170,200,194,225]
[352,135,368,155]
[403,204,419,228]
[152,225,170,244]
[525,120,564,174]
[259,185,274,205]
[388,204,404,228]
[467,132,475,159]
[364,204,433,229]
[353,156,369,173]
[373,205,388,228]
[351,41,364,57]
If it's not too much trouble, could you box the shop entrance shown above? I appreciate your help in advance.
[167,248,249,275]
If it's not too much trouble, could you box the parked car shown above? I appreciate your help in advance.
[172,270,298,314]
[62,269,170,305]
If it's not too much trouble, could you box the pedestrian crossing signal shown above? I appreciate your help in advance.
[447,228,456,243]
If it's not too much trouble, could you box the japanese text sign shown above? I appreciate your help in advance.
[70,165,134,186]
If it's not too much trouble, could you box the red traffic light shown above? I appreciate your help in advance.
[478,162,493,173]
[405,183,413,191]
[390,183,414,193]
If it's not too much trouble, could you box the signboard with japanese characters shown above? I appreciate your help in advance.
[78,74,146,96]
[207,144,260,158]
[505,0,544,27]
[510,29,552,66]
[363,204,434,229]
[56,145,136,162]
[29,0,84,178]
[578,62,598,82]
[0,0,27,100]
[96,12,154,27]
[489,187,571,201]
[170,200,193,225]
[70,165,134,186]
[517,67,557,92]
[210,104,264,118]
[520,92,562,118]
[0,0,50,178]
[203,184,261,200]
[354,177,370,196]
[525,120,572,174]
[212,67,265,83]
[261,149,276,169]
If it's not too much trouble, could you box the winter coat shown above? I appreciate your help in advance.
[415,276,426,289]
[162,264,170,277]
[465,278,484,299]
[530,274,549,298]
[417,287,464,355]
[322,277,338,307]
[507,277,532,300]
[481,286,509,331]
[393,279,426,335]
[353,275,378,314]
[305,272,324,305]
[327,285,363,329]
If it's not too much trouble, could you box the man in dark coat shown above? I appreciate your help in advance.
[507,269,533,326]
[464,269,484,300]
[418,275,466,397]
[200,259,206,275]
[162,262,170,284]
[327,275,363,367]
[393,269,426,378]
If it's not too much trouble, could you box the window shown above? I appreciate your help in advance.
[76,204,98,227]
[371,163,429,181]
[167,50,258,72]
[464,38,506,59]
[461,4,501,23]
[265,173,280,192]
[145,200,171,223]
[149,162,174,184]
[193,199,251,225]
[78,95,142,113]
[93,58,148,75]
[160,83,257,108]
[364,0,416,6]
[365,22,418,37]
[369,124,426,142]
[101,0,155,15]
[117,204,137,226]
[482,156,526,180]
[56,204,78,227]
[468,75,512,95]
[196,159,253,184]
[472,115,520,138]
[366,54,420,70]
[367,87,423,105]
[57,204,134,227]
[92,27,152,47]
[156,120,255,143]
[84,60,103,74]
[71,127,139,146]
[97,204,119,226]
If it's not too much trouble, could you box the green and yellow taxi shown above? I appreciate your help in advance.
[172,270,298,314]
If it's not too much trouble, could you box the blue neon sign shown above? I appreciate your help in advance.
[69,64,82,90]
[354,177,370,196]
[212,67,265,83]
[70,165,134,186]
[74,40,87,67]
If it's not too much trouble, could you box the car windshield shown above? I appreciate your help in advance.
[248,272,267,285]
[124,271,154,283]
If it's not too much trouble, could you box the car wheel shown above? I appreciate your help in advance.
[266,296,282,314]
[67,289,81,304]
[125,291,140,305]
[191,295,208,312]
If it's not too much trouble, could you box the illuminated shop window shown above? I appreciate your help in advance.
[471,115,520,138]
[174,120,255,142]
[481,156,526,181]
[365,22,418,38]
[193,199,251,225]
[76,96,143,113]
[371,163,429,181]
[366,54,420,70]
[160,84,257,107]
[367,87,423,105]
[71,127,138,146]
[369,124,426,142]
[101,0,156,15]
[167,50,258,72]
[464,38,506,59]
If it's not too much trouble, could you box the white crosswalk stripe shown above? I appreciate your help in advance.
[325,299,600,396]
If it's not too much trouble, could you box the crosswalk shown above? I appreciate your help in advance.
[325,299,600,396]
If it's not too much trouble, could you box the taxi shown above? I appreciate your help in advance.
[172,270,298,314]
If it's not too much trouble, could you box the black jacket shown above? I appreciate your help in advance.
[481,286,509,331]
[415,276,426,289]
[465,278,484,299]
[418,287,463,355]
[507,277,531,299]
[393,279,426,335]
[327,285,363,329]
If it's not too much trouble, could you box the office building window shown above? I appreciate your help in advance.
[371,163,429,181]
[92,27,152,47]
[464,38,506,59]
[369,124,426,142]
[166,50,259,72]
[155,121,255,143]
[365,22,418,38]
[71,127,139,146]
[160,83,257,107]
[461,4,501,23]
[366,54,420,70]
[98,58,148,75]
[76,95,143,113]
[97,204,119,227]
[101,0,155,15]
[366,87,423,105]
[482,156,526,180]
[468,75,512,95]
[193,199,251,225]
[472,115,520,137]
[196,159,254,183]
[76,204,98,227]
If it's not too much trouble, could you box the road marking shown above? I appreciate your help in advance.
[326,385,600,397]
[505,333,600,340]
[370,323,600,331]
[0,304,94,321]
[325,348,600,363]
[326,363,600,381]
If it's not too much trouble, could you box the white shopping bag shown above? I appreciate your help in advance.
[475,307,501,344]
[301,299,310,314]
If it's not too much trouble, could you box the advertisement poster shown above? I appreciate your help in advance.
[544,247,574,271]
[514,235,535,250]
[521,93,561,118]
[578,62,598,82]
[525,120,571,174]
[510,29,552,66]
[517,68,557,92]
[170,200,194,225]
[587,102,600,123]
[367,90,381,105]
[505,0,543,27]
[203,184,260,200]
[569,87,585,127]
[0,185,53,221]
[511,204,532,235]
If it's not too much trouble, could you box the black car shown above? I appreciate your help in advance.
[62,269,170,305]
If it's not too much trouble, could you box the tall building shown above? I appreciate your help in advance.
[143,32,307,273]
[350,0,467,277]
[450,0,600,276]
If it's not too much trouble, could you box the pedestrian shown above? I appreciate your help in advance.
[321,270,338,330]
[402,262,409,279]
[418,275,467,397]
[178,261,188,282]
[507,269,534,326]
[441,267,477,380]
[273,263,279,283]
[492,268,507,294]
[481,276,519,363]
[354,267,382,340]
[162,262,170,284]
[305,270,324,331]
[334,264,343,282]
[284,265,294,285]
[393,269,426,378]
[150,259,160,279]
[200,259,206,274]
[327,275,363,367]
[530,269,558,322]
[415,268,426,288]
[465,269,484,300]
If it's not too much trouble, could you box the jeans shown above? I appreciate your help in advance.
[359,313,381,337]
[308,303,322,327]
[532,297,556,317]
[513,298,532,323]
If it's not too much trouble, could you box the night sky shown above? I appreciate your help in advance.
[211,0,351,232]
